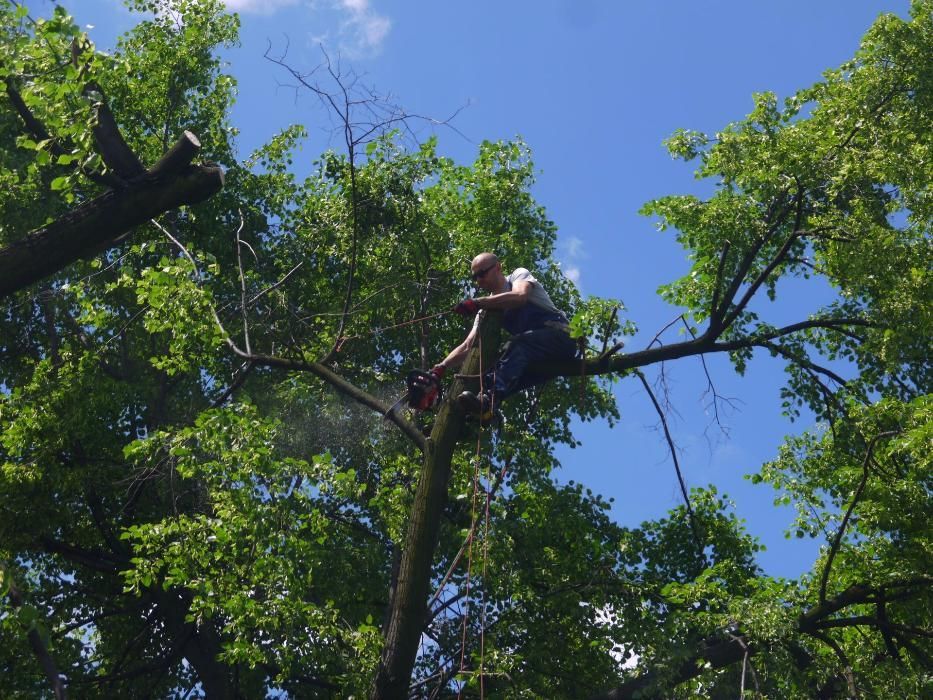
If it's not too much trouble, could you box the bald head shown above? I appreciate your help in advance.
[470,252,505,291]
[472,252,498,269]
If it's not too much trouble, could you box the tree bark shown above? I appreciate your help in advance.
[370,311,502,699]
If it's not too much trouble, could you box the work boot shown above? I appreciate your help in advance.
[456,390,496,423]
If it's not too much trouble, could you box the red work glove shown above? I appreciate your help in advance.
[454,299,479,316]
[430,364,446,379]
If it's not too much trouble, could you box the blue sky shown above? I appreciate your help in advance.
[55,0,911,578]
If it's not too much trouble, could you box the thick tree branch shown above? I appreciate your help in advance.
[147,131,204,179]
[4,78,119,188]
[4,573,67,700]
[527,313,871,383]
[714,318,873,351]
[0,161,224,298]
[808,630,860,698]
[813,616,933,638]
[85,82,146,181]
[3,68,223,298]
[147,586,246,697]
[39,536,126,573]
[593,633,751,700]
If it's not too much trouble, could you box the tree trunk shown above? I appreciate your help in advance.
[371,311,501,698]
[152,587,240,698]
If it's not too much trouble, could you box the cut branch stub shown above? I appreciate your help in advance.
[148,131,203,179]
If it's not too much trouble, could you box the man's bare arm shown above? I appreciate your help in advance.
[474,279,532,310]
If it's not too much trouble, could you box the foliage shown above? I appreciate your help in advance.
[0,0,929,698]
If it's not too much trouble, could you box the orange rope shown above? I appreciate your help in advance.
[479,361,496,698]
[457,331,483,695]
[458,326,497,698]
[480,488,490,697]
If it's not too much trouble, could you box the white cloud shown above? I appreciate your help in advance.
[333,0,391,57]
[564,235,587,259]
[559,235,586,286]
[224,0,300,13]
[222,0,391,56]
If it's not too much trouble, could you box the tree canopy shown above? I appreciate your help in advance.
[0,1,930,698]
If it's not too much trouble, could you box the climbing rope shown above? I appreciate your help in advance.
[458,330,485,695]
[456,329,504,699]
[479,422,493,698]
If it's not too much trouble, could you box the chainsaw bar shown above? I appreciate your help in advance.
[383,391,411,421]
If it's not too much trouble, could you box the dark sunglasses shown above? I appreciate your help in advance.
[471,262,496,281]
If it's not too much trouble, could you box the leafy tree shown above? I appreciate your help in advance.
[0,0,224,297]
[0,1,930,698]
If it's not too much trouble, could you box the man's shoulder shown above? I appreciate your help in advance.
[508,267,536,283]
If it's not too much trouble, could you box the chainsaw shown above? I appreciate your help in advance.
[384,368,444,419]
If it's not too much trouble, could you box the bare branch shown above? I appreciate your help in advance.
[38,537,125,573]
[635,370,705,562]
[645,314,686,350]
[728,631,760,697]
[247,261,304,305]
[680,318,740,435]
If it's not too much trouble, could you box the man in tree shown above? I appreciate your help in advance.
[434,252,577,421]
